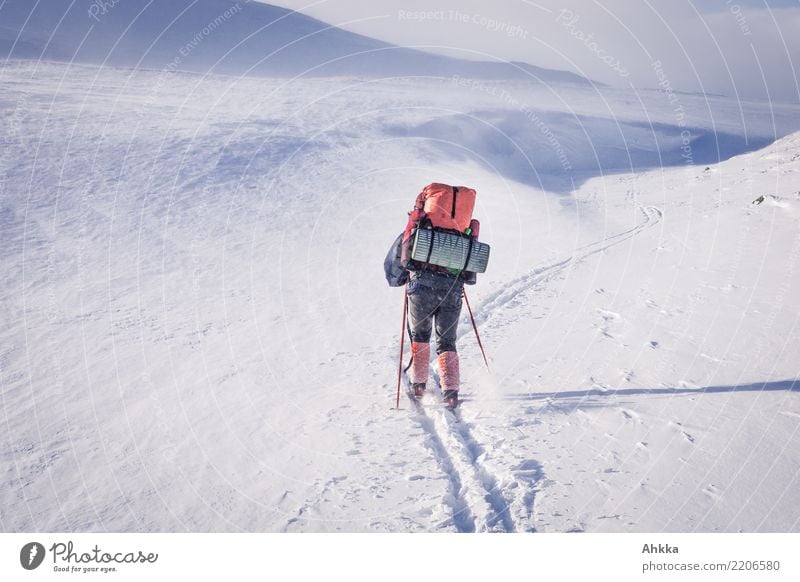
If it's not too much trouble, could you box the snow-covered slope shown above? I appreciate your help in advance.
[0,0,588,83]
[1,60,799,532]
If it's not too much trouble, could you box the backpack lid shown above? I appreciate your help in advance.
[416,183,476,233]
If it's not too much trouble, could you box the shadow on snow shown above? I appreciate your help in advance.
[500,379,799,403]
[385,110,776,193]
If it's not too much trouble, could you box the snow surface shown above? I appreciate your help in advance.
[1,59,799,532]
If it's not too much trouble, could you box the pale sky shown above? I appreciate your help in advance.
[263,0,800,102]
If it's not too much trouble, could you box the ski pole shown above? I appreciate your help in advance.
[395,286,409,409]
[463,289,489,371]
[403,316,414,374]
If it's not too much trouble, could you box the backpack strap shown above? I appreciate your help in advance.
[462,235,474,273]
[425,229,435,264]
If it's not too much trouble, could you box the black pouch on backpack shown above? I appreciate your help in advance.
[383,233,409,287]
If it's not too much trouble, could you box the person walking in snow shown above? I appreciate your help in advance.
[385,183,489,410]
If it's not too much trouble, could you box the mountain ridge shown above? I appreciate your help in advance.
[0,0,591,84]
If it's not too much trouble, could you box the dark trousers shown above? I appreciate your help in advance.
[407,272,464,354]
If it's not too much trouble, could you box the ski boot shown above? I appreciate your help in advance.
[411,383,426,398]
[442,389,459,410]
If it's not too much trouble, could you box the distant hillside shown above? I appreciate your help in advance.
[0,0,590,83]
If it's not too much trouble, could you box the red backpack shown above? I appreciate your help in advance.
[400,183,484,279]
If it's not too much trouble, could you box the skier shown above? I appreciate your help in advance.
[385,183,488,410]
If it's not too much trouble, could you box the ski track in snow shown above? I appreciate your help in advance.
[401,203,662,532]
[438,408,518,533]
[403,385,476,533]
[405,374,515,532]
[475,205,663,325]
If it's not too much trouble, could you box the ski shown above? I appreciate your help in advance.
[443,399,462,421]
[432,375,462,421]
[403,372,425,414]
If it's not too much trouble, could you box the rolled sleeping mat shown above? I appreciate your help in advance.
[411,228,490,273]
